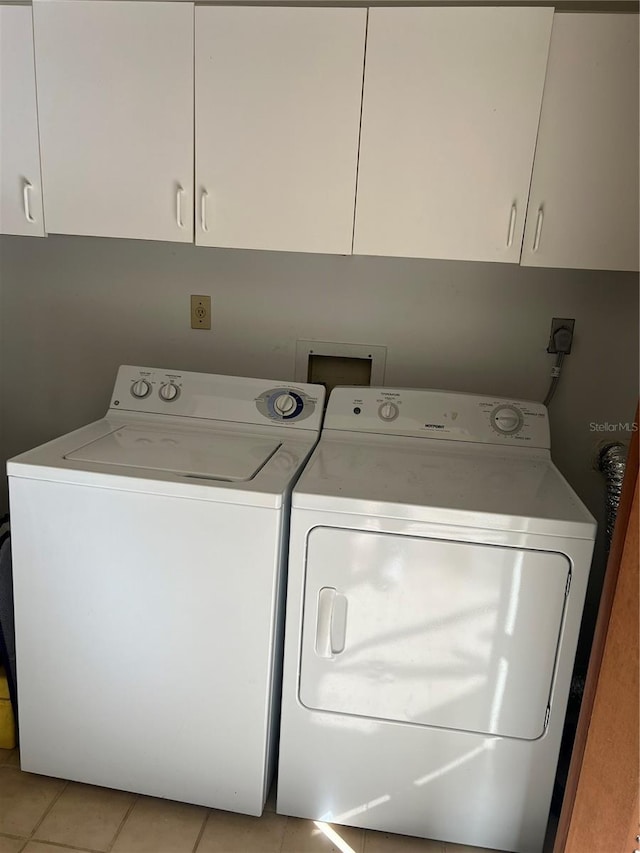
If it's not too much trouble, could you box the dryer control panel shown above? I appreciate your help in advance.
[324,387,550,448]
[108,366,324,430]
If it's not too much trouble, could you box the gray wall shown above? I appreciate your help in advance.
[0,233,637,671]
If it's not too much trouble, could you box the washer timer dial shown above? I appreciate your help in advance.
[491,405,524,435]
[256,387,315,422]
[273,393,297,416]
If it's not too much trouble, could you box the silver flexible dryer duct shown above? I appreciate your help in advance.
[597,442,628,548]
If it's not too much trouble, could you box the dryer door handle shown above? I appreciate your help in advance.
[315,587,348,657]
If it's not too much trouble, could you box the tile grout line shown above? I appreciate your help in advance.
[104,793,139,853]
[2,754,140,853]
[190,808,210,853]
[0,831,30,853]
[277,814,289,853]
[20,838,109,853]
[28,776,70,842]
[2,758,467,853]
[19,768,117,853]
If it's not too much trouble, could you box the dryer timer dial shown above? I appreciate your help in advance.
[491,405,523,435]
[378,402,399,421]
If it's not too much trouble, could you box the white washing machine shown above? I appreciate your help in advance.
[8,365,324,815]
[277,387,596,853]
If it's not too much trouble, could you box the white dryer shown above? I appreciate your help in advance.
[277,387,596,853]
[8,365,324,815]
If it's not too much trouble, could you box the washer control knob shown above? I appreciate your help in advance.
[273,393,297,416]
[378,402,399,421]
[131,379,151,399]
[491,405,523,435]
[159,382,180,402]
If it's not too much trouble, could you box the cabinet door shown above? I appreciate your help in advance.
[33,1,193,242]
[353,8,553,264]
[0,5,45,237]
[521,15,639,272]
[195,7,366,254]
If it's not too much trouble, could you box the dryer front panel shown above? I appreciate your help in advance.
[299,527,570,740]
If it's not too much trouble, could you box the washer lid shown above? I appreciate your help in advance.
[65,425,281,482]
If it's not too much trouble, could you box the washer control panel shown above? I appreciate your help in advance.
[255,387,316,423]
[129,377,181,403]
[109,366,325,430]
[324,388,550,448]
[126,372,183,404]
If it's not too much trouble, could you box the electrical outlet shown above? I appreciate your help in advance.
[547,318,575,354]
[191,295,211,330]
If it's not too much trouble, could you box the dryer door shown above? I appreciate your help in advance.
[299,527,570,740]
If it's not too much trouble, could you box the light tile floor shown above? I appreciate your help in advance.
[0,748,554,853]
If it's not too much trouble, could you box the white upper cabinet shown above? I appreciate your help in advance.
[353,7,553,264]
[32,1,194,242]
[195,7,366,254]
[0,5,45,237]
[521,14,639,272]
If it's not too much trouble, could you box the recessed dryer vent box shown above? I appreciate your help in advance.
[295,341,386,396]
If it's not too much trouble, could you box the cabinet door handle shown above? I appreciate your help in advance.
[201,189,209,233]
[506,203,517,248]
[23,179,35,223]
[175,185,184,229]
[532,207,544,252]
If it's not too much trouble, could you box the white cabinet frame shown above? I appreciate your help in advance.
[0,5,45,237]
[353,7,553,264]
[195,6,366,254]
[521,13,639,272]
[33,0,194,243]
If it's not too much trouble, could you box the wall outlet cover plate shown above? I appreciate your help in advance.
[191,295,211,330]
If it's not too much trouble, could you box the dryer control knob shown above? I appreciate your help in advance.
[378,402,399,421]
[273,393,297,416]
[131,379,151,399]
[491,405,523,435]
[159,382,180,402]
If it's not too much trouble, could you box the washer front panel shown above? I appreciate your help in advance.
[10,476,284,814]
